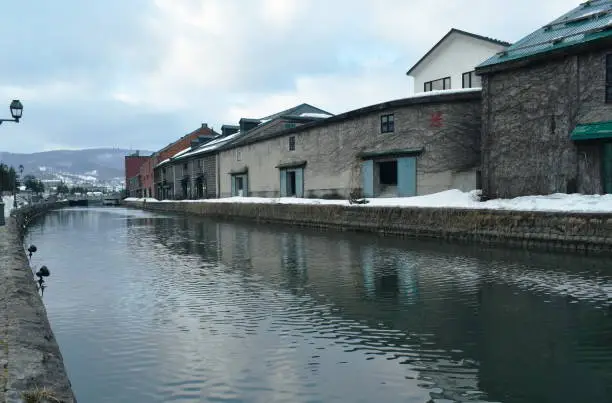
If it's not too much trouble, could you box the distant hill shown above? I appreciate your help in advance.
[0,148,153,187]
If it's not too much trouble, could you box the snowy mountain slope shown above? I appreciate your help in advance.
[0,148,153,187]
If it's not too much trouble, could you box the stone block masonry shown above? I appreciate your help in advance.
[125,200,612,256]
[481,47,612,198]
[0,202,75,403]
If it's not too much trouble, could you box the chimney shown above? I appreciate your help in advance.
[239,118,260,134]
[201,123,208,129]
[221,124,240,138]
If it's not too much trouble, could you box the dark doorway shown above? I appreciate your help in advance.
[236,176,244,195]
[287,171,297,196]
[379,160,398,185]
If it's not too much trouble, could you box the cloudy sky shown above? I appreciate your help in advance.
[0,0,579,153]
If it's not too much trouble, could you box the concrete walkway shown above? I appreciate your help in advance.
[0,221,75,403]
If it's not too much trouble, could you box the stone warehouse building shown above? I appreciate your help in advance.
[477,0,612,198]
[218,90,482,199]
[156,104,332,200]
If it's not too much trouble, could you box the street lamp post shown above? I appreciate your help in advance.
[0,100,24,218]
[0,100,23,125]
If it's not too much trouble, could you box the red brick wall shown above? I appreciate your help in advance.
[138,125,215,198]
[124,156,148,187]
[139,158,155,197]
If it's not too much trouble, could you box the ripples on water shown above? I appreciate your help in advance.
[26,207,612,403]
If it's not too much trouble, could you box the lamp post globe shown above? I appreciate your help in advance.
[9,100,23,121]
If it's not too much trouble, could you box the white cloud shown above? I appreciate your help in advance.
[0,0,586,152]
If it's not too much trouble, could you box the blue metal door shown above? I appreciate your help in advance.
[295,168,304,197]
[397,157,417,197]
[280,170,287,197]
[231,175,236,196]
[243,175,249,197]
[361,160,374,197]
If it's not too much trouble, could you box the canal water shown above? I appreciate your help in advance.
[27,207,612,403]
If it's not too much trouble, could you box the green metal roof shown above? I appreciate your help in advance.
[570,120,612,140]
[478,0,612,69]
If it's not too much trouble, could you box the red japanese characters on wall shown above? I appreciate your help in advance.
[430,112,443,128]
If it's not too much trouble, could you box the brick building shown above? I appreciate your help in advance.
[157,104,332,200]
[124,153,148,197]
[139,124,216,199]
[477,0,612,198]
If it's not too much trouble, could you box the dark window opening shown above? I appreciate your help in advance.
[424,77,451,92]
[289,136,296,151]
[381,114,394,133]
[286,171,296,196]
[606,54,612,103]
[379,160,398,185]
[183,163,188,171]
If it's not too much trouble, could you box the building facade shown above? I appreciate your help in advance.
[219,90,481,199]
[477,0,612,198]
[148,124,216,200]
[157,104,333,200]
[407,28,510,94]
[124,153,148,197]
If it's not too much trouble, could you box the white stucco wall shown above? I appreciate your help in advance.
[410,33,507,93]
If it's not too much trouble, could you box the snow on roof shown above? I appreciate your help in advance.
[300,112,332,118]
[155,158,171,168]
[172,146,192,159]
[175,130,244,159]
[409,87,481,99]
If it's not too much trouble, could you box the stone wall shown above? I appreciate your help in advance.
[125,200,612,255]
[219,91,481,199]
[0,201,75,402]
[481,47,612,198]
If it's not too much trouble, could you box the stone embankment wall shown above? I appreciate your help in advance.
[125,200,612,255]
[0,202,76,402]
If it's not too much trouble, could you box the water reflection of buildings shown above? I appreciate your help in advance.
[360,244,418,304]
[88,211,612,402]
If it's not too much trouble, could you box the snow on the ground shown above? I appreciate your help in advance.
[2,196,14,217]
[125,189,612,213]
[125,197,158,202]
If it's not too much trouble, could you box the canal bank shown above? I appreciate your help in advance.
[0,202,75,402]
[124,199,612,255]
